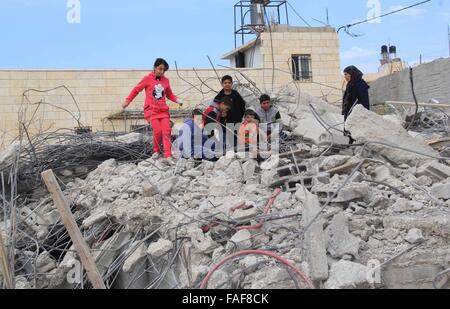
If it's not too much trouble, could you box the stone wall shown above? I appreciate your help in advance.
[369,57,450,105]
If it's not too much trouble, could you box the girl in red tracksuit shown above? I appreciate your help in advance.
[122,58,183,159]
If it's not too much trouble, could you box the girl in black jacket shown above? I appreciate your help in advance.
[342,66,370,121]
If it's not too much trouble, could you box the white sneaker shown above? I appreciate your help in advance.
[152,153,162,160]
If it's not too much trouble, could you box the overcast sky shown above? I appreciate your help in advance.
[0,0,449,73]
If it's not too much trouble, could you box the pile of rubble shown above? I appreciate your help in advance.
[2,96,450,290]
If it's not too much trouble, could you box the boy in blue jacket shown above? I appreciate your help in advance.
[179,109,214,160]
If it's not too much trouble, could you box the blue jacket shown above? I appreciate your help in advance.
[179,118,211,159]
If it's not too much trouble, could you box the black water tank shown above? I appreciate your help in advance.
[381,45,388,54]
[389,46,397,54]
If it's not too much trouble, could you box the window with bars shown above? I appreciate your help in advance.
[292,55,313,82]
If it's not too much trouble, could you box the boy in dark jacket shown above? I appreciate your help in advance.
[214,75,246,125]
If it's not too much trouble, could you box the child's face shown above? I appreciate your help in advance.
[220,104,231,114]
[260,100,271,111]
[222,80,233,91]
[154,64,167,77]
[245,115,255,122]
[193,115,204,129]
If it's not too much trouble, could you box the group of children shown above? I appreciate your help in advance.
[123,58,282,162]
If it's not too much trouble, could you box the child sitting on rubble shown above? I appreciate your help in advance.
[203,97,232,127]
[238,109,261,159]
[254,94,283,145]
[178,109,215,160]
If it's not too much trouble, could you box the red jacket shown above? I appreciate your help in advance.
[203,100,221,125]
[126,72,179,120]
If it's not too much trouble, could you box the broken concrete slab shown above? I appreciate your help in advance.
[431,183,450,200]
[231,207,258,222]
[18,206,48,239]
[261,155,280,170]
[182,170,204,178]
[324,260,371,289]
[320,155,351,171]
[36,251,57,274]
[405,228,425,244]
[227,230,252,251]
[143,183,159,197]
[325,213,361,259]
[293,113,347,145]
[346,105,438,166]
[147,239,173,258]
[115,132,142,144]
[417,161,450,182]
[391,198,424,213]
[415,175,433,187]
[383,211,450,237]
[243,264,298,289]
[82,209,110,228]
[371,166,392,182]
[312,182,370,203]
[157,177,177,196]
[225,160,244,182]
[242,160,257,181]
[301,190,329,281]
[123,242,148,272]
[261,169,277,186]
[93,231,133,276]
[188,228,219,254]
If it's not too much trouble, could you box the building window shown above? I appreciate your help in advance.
[235,52,246,68]
[292,55,312,82]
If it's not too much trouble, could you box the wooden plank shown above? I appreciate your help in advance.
[0,231,13,289]
[41,170,106,289]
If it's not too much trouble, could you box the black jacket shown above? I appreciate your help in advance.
[342,75,370,120]
[214,90,246,124]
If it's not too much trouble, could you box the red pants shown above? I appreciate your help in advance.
[149,117,172,158]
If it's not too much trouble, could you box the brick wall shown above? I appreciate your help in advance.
[0,27,344,148]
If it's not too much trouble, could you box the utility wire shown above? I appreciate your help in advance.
[337,0,432,34]
[286,1,312,27]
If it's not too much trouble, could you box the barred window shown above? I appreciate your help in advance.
[292,55,312,82]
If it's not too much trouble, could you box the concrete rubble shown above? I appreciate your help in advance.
[346,105,439,166]
[1,88,450,290]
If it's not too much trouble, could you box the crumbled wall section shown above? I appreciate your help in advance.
[369,57,450,105]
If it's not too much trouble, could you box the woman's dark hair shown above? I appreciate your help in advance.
[154,58,169,71]
[244,109,257,117]
[221,75,233,84]
[259,94,271,103]
[192,109,203,117]
[344,65,363,82]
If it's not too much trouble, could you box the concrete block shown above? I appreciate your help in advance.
[324,260,370,289]
[227,230,252,251]
[417,161,450,182]
[301,190,329,281]
[147,239,173,258]
[325,213,361,259]
[346,105,438,166]
[431,183,450,200]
